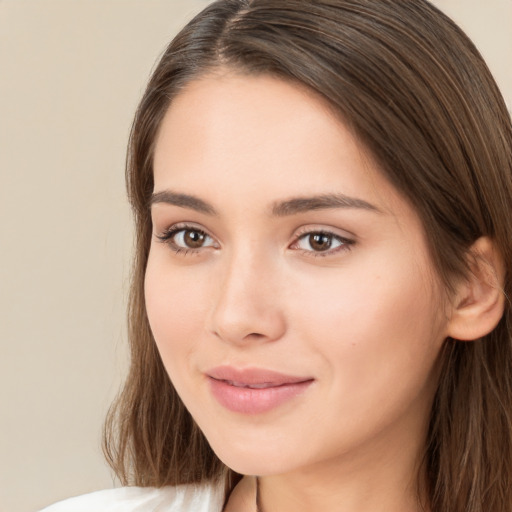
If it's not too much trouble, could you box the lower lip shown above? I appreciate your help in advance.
[208,377,313,414]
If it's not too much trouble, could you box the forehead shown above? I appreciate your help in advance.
[152,71,406,219]
[158,74,359,174]
[155,71,345,154]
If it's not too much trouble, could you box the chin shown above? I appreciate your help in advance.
[203,428,302,476]
[216,451,293,476]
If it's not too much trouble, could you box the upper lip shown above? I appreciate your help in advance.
[207,365,313,387]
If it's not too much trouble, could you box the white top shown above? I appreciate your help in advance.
[39,483,225,512]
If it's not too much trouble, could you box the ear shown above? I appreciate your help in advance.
[447,237,505,341]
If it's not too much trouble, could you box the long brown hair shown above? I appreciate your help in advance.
[103,1,512,510]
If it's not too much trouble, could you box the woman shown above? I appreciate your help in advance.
[42,0,512,511]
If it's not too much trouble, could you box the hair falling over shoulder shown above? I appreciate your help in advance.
[103,1,512,511]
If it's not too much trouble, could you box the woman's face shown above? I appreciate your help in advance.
[146,71,451,477]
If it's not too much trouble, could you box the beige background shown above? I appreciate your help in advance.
[0,1,510,511]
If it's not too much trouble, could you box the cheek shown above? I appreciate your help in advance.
[144,254,211,367]
[290,252,445,391]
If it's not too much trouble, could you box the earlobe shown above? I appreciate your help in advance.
[447,237,506,341]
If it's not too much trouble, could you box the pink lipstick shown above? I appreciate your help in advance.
[207,366,313,414]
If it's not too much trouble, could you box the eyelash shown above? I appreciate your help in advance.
[155,223,354,258]
[291,228,354,258]
[156,224,215,256]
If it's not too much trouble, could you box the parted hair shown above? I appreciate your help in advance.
[103,1,512,511]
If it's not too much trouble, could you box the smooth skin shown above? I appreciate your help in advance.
[145,71,503,512]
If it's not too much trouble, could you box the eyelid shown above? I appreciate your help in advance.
[155,221,209,236]
[293,224,355,239]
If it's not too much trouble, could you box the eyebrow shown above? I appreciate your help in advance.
[150,190,380,216]
[271,193,381,216]
[150,191,218,215]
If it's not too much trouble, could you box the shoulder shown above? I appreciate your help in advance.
[39,482,225,512]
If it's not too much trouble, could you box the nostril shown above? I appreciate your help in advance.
[212,319,286,345]
[213,329,265,341]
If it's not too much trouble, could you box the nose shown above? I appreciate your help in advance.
[208,249,287,345]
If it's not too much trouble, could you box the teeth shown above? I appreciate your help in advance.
[228,381,245,387]
[225,380,273,389]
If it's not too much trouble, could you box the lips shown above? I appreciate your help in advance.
[206,366,314,414]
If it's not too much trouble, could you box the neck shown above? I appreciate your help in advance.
[257,461,425,512]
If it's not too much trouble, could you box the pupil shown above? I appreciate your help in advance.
[310,233,331,251]
[185,230,205,248]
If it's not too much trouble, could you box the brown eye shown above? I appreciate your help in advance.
[157,226,216,252]
[308,233,332,252]
[183,229,207,248]
[293,230,352,255]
